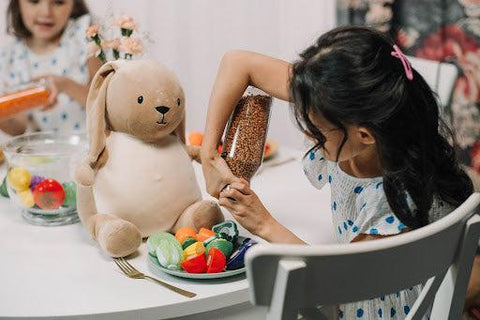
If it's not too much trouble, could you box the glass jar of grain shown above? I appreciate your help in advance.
[221,86,272,182]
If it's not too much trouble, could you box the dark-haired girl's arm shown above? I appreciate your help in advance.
[201,50,291,198]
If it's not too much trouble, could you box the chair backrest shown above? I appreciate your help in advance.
[408,56,458,108]
[246,193,480,320]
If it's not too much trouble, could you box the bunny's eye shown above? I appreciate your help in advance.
[177,98,181,107]
[137,96,144,104]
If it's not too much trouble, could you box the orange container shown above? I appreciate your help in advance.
[0,84,50,119]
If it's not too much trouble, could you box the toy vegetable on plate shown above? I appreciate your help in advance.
[147,220,257,279]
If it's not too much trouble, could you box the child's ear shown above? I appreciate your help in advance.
[357,126,376,145]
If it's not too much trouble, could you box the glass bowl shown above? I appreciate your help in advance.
[3,132,87,226]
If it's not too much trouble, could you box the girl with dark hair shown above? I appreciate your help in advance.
[0,0,102,135]
[201,26,473,318]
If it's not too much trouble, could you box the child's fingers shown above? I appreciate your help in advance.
[220,186,246,201]
[218,196,239,210]
[47,95,58,107]
[48,90,58,104]
[41,96,57,111]
[238,177,250,185]
[229,181,252,195]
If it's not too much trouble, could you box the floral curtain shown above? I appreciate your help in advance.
[337,0,480,174]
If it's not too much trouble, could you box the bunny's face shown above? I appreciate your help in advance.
[105,61,185,142]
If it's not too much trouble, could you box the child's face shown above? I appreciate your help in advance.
[308,113,375,162]
[19,0,74,42]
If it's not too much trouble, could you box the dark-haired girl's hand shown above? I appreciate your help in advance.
[218,178,305,244]
[31,75,65,110]
[219,178,273,237]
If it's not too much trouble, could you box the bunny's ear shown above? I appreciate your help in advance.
[172,87,186,144]
[85,61,120,167]
[173,113,186,144]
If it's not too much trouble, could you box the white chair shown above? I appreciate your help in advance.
[408,56,458,109]
[245,193,480,320]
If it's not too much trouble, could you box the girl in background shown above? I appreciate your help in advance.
[0,0,102,135]
[201,26,473,319]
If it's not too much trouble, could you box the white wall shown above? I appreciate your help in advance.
[0,0,336,148]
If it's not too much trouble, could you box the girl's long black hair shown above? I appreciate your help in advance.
[291,26,473,229]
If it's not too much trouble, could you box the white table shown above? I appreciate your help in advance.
[0,149,335,319]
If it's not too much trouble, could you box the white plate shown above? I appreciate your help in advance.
[148,254,246,279]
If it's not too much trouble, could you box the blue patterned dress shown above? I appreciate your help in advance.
[302,148,453,320]
[0,14,91,133]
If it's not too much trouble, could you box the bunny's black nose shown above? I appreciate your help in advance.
[155,106,170,115]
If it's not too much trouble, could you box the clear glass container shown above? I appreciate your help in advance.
[3,132,87,226]
[0,79,50,119]
[221,87,272,181]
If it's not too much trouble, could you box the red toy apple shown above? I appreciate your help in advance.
[181,253,207,273]
[206,247,226,273]
[33,178,66,210]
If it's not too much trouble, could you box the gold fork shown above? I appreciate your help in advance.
[113,257,196,298]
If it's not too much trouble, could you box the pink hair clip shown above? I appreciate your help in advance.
[391,44,413,81]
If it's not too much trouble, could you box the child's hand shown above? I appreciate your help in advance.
[219,178,273,237]
[200,150,237,198]
[31,75,65,110]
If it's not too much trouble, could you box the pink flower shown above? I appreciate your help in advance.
[85,25,100,38]
[115,15,137,31]
[120,37,143,55]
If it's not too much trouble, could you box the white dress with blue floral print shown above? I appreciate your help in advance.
[302,148,453,320]
[0,14,91,133]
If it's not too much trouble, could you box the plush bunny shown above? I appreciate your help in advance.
[75,60,224,257]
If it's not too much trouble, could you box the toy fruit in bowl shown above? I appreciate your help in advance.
[3,132,87,226]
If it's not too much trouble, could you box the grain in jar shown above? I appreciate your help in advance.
[221,87,272,181]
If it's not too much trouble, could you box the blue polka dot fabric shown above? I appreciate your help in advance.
[302,148,408,241]
[337,291,425,319]
[0,15,91,133]
[302,146,453,320]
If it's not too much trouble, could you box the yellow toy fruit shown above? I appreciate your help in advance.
[183,241,205,260]
[7,167,31,191]
[18,189,34,208]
